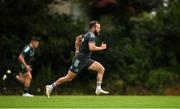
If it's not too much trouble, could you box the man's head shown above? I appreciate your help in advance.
[31,37,41,48]
[89,21,101,36]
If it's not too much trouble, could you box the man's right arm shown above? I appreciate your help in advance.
[89,42,107,51]
[19,46,32,71]
[19,54,31,72]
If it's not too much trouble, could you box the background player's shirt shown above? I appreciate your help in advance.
[79,31,97,58]
[20,44,35,65]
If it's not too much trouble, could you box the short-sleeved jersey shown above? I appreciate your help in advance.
[79,31,97,58]
[20,44,35,65]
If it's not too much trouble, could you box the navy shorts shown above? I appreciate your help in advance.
[17,64,26,74]
[18,64,31,74]
[69,54,94,74]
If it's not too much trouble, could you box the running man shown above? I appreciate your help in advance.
[45,21,109,97]
[17,37,40,97]
[3,37,41,97]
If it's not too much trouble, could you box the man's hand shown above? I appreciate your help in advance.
[100,42,107,50]
[25,65,32,72]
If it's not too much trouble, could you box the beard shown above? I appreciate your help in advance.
[94,31,99,36]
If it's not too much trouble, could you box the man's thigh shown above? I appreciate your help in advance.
[88,61,104,72]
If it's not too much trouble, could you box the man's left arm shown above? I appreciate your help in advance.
[75,35,83,55]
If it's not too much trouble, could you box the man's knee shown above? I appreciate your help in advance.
[65,76,73,82]
[99,66,105,73]
[28,75,32,80]
[90,61,105,73]
[67,77,73,82]
[26,72,32,80]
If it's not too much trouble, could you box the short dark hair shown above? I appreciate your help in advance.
[89,21,100,29]
[31,36,41,41]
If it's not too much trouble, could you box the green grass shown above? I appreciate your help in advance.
[0,96,180,108]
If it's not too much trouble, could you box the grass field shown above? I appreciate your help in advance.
[0,95,180,108]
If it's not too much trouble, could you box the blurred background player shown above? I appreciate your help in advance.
[17,37,40,97]
[45,21,109,97]
[3,36,40,97]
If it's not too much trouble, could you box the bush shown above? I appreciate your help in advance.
[146,68,178,94]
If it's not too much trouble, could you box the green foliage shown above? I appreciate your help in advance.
[0,0,85,93]
[146,68,178,94]
[95,0,180,94]
[0,0,180,95]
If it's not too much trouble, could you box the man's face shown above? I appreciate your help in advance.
[94,23,101,36]
[31,40,39,48]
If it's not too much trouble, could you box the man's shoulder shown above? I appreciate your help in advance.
[84,32,95,38]
[22,44,31,53]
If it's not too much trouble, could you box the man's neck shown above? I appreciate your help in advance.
[30,43,33,49]
[89,28,94,33]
